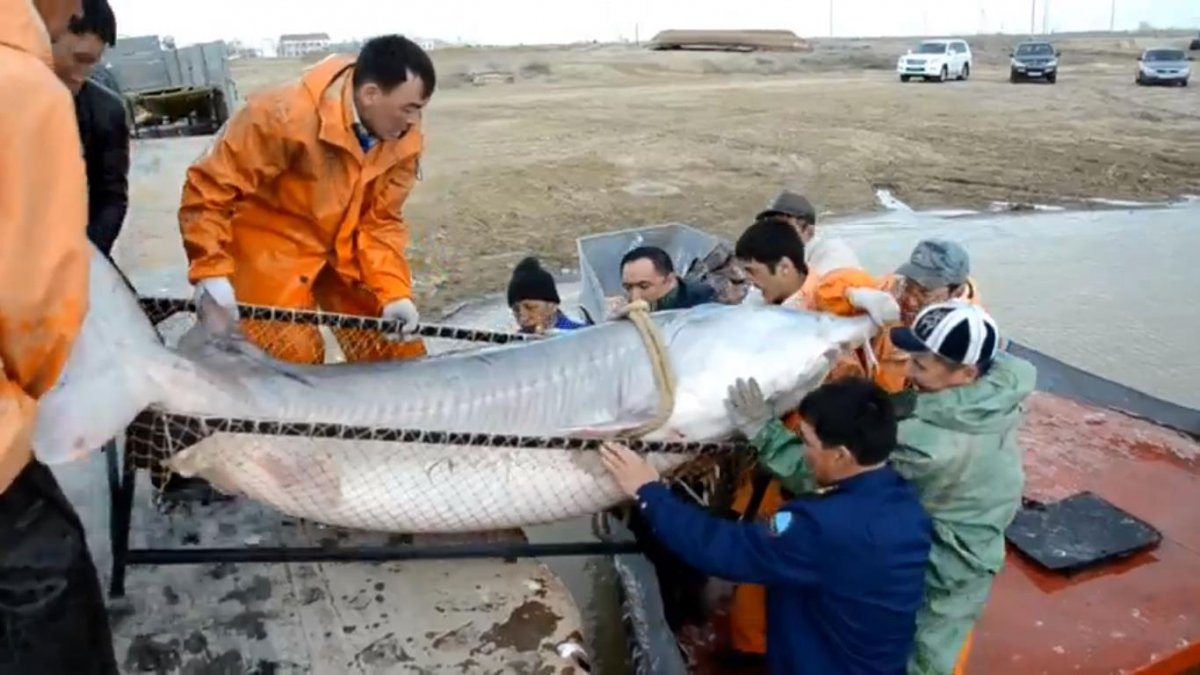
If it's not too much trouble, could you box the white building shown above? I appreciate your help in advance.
[277,33,332,58]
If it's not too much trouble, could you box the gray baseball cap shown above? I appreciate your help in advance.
[756,190,816,224]
[896,239,970,288]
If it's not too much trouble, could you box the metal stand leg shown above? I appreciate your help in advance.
[106,441,136,598]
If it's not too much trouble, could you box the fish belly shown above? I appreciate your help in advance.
[168,434,692,533]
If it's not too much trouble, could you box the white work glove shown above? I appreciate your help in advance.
[725,378,774,441]
[381,298,420,340]
[846,287,901,327]
[193,277,239,318]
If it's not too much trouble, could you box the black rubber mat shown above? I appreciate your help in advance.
[1005,491,1162,574]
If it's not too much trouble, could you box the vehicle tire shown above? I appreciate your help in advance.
[1010,69,1019,83]
[1047,72,1057,84]
[939,65,948,82]
[1181,79,1189,87]
[900,74,910,82]
[960,63,970,81]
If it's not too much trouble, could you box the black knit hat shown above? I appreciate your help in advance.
[507,257,560,306]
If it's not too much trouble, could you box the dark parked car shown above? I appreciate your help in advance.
[1010,41,1060,83]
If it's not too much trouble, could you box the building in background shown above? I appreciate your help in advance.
[277,32,331,58]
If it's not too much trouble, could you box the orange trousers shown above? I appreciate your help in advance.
[231,262,425,364]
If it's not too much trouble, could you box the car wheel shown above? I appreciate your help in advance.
[939,65,948,82]
[1010,69,1019,83]
[1135,74,1144,85]
[900,74,910,82]
[1180,79,1189,87]
[1047,72,1057,84]
[960,64,970,81]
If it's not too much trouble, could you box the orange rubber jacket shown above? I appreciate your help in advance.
[179,54,423,307]
[0,0,90,492]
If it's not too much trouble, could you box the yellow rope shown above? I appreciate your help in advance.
[616,300,677,438]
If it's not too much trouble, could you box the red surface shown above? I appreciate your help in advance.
[673,392,1200,674]
[971,392,1200,675]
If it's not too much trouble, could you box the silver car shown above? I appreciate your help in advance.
[1135,48,1192,87]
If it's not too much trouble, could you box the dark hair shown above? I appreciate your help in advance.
[797,378,897,466]
[68,0,116,46]
[620,246,674,276]
[353,35,436,99]
[734,217,808,275]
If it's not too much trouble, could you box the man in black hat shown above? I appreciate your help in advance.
[507,257,585,335]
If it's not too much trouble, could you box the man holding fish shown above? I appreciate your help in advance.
[178,34,436,365]
[725,215,903,661]
[728,301,1034,675]
[0,0,119,671]
[602,377,934,674]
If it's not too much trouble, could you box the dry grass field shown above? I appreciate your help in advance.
[207,32,1200,312]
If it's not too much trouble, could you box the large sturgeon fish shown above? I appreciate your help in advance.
[34,247,880,533]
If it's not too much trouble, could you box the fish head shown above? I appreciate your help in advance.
[663,305,880,441]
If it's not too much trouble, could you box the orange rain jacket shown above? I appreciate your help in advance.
[179,55,425,361]
[0,0,90,492]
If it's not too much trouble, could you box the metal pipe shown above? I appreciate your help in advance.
[125,541,641,565]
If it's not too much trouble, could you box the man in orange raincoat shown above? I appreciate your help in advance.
[1,0,117,671]
[723,216,900,664]
[179,34,435,364]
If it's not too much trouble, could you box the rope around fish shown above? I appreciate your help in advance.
[614,300,678,440]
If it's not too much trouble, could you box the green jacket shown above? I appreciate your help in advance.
[751,352,1037,675]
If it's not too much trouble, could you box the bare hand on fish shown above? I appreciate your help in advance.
[600,442,661,497]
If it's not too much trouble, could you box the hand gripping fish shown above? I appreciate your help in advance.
[33,246,880,533]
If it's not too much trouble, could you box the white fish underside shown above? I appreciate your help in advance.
[34,247,878,533]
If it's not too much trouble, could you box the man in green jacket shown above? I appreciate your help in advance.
[725,300,1036,674]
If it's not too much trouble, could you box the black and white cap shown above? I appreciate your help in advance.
[889,300,1000,366]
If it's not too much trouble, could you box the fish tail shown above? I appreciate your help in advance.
[33,244,174,464]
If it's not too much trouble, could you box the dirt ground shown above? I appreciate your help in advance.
[206,32,1200,313]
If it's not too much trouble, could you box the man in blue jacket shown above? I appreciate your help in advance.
[601,378,932,674]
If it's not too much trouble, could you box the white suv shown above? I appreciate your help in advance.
[897,39,973,82]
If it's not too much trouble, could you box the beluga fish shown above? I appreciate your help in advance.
[34,245,881,533]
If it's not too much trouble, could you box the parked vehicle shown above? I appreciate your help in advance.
[102,35,240,137]
[1135,48,1191,87]
[897,39,972,83]
[1189,33,1200,51]
[1010,41,1061,83]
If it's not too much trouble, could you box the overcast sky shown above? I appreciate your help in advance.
[107,0,1200,48]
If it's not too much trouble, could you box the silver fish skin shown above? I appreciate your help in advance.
[33,246,879,532]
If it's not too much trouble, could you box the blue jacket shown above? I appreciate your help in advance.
[634,466,932,675]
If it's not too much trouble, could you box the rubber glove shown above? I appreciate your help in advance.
[382,298,420,340]
[193,277,239,318]
[846,287,901,326]
[725,377,774,440]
